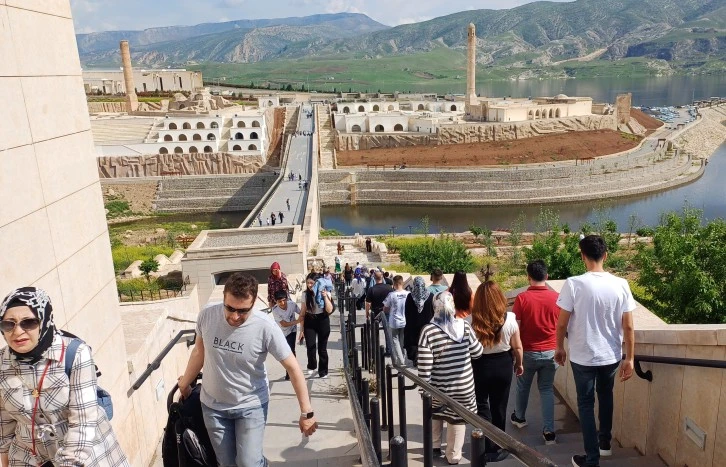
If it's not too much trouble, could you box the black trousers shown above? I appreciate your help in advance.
[284,331,297,378]
[304,314,330,376]
[472,351,514,453]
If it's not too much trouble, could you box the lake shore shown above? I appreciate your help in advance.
[675,105,726,160]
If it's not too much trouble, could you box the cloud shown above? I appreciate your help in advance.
[216,0,246,6]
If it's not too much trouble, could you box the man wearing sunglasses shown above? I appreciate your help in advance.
[178,273,316,467]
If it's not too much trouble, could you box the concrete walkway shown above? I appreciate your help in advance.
[252,104,314,228]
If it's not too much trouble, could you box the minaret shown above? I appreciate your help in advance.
[466,23,478,108]
[119,40,139,112]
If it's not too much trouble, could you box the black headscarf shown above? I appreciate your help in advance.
[0,287,57,364]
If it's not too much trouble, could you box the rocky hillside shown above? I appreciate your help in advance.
[78,13,389,67]
[78,0,726,71]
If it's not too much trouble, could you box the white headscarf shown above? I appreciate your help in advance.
[431,291,465,343]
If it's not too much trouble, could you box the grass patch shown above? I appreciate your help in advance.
[320,228,344,237]
[112,244,176,274]
[105,200,133,218]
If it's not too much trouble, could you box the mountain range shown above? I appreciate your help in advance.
[77,0,726,74]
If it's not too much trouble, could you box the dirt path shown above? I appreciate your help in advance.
[337,129,641,167]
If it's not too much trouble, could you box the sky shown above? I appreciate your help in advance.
[70,0,573,34]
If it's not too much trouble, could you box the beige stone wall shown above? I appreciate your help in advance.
[335,114,617,151]
[0,3,196,465]
[616,93,633,125]
[88,101,128,113]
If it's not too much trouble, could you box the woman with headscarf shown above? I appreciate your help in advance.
[417,291,483,465]
[403,277,435,365]
[0,287,129,467]
[448,270,473,320]
[267,261,289,308]
[350,271,367,311]
[299,273,334,379]
[470,280,524,463]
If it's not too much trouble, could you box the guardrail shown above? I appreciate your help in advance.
[336,281,558,466]
[634,354,726,382]
[127,329,196,396]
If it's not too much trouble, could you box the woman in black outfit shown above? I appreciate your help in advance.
[343,263,354,287]
[299,272,334,378]
[403,276,434,365]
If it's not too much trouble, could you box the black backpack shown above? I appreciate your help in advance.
[162,379,217,467]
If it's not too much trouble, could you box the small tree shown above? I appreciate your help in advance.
[509,213,526,267]
[139,258,160,283]
[626,214,641,248]
[469,224,484,241]
[479,228,497,257]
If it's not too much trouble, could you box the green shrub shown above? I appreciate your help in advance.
[635,226,656,237]
[634,208,726,324]
[384,236,430,253]
[320,228,344,237]
[111,245,175,273]
[105,200,131,217]
[398,235,475,273]
[116,278,162,294]
[525,231,585,280]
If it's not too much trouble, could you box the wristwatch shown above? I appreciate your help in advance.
[300,411,315,419]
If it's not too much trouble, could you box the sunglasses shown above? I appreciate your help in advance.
[224,304,253,315]
[0,318,41,333]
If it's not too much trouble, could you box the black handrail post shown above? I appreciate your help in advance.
[361,377,370,432]
[355,367,363,403]
[370,397,382,464]
[397,373,408,444]
[386,364,395,438]
[422,392,433,467]
[389,436,407,467]
[362,321,369,371]
[380,346,388,431]
[372,319,380,374]
[377,345,385,397]
[471,428,486,467]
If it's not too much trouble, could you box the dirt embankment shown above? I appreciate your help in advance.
[102,182,158,214]
[337,130,641,167]
[630,108,664,134]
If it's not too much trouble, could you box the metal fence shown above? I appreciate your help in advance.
[336,281,558,467]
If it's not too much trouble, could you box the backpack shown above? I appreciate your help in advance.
[64,337,114,421]
[162,382,217,467]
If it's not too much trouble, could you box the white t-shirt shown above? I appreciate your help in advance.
[272,301,301,336]
[481,312,518,354]
[556,271,636,366]
[383,290,410,329]
[351,278,366,298]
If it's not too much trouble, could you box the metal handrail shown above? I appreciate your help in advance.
[378,313,558,467]
[634,354,726,382]
[127,329,196,396]
[338,308,380,467]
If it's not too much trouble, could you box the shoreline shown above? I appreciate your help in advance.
[674,105,726,160]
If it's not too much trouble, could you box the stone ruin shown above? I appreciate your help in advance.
[97,152,265,178]
[136,88,235,113]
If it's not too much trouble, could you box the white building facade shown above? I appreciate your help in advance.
[83,69,203,94]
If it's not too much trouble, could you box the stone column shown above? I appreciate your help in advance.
[119,40,139,112]
[466,23,478,108]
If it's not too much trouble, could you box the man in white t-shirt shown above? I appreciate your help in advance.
[383,275,410,362]
[271,289,302,380]
[555,235,636,467]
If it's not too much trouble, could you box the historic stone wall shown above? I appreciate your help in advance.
[97,152,266,178]
[88,101,128,113]
[616,93,632,125]
[335,114,618,151]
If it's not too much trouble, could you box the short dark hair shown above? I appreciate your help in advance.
[273,289,288,300]
[383,271,390,278]
[223,273,258,300]
[579,235,608,262]
[431,268,443,281]
[393,275,403,286]
[526,260,548,282]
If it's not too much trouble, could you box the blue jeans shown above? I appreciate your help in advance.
[202,402,269,467]
[514,350,557,433]
[571,361,620,466]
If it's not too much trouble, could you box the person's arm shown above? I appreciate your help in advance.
[178,336,205,399]
[55,343,104,466]
[322,290,334,314]
[620,312,635,382]
[510,329,524,376]
[555,309,571,366]
[416,330,433,382]
[0,382,17,463]
[365,289,372,319]
[298,302,307,342]
[1,452,8,467]
[280,355,318,436]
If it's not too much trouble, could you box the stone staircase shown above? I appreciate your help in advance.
[154,174,276,212]
[318,238,381,270]
[316,104,337,169]
[284,105,300,135]
[91,117,158,144]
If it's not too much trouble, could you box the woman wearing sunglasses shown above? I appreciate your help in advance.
[0,287,129,467]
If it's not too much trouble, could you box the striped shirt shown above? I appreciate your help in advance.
[0,335,129,466]
[417,322,483,424]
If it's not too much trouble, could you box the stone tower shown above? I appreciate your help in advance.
[466,23,478,108]
[119,40,139,112]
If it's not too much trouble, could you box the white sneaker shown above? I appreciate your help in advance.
[319,373,328,379]
[306,369,316,377]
